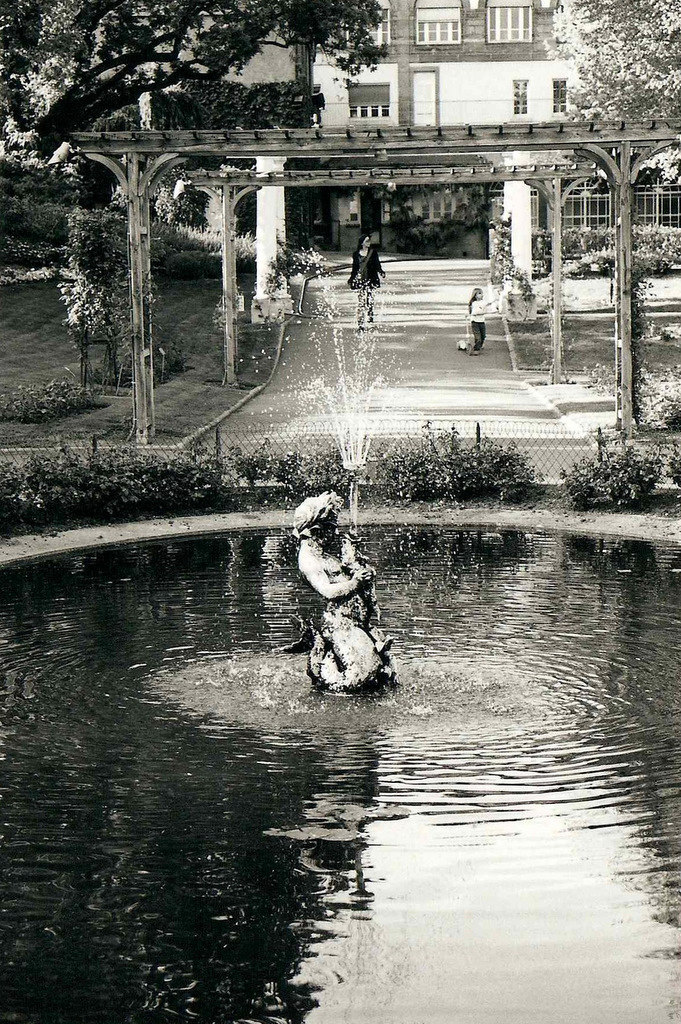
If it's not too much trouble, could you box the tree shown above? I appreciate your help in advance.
[557,0,681,120]
[59,208,129,387]
[1,0,385,146]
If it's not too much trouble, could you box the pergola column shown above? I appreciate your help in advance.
[221,185,237,385]
[615,142,634,436]
[126,152,154,443]
[252,157,292,322]
[551,177,563,385]
[503,153,534,278]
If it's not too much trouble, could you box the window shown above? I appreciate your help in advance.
[348,83,391,119]
[487,4,532,42]
[530,188,539,231]
[416,1,462,44]
[513,80,528,115]
[563,185,611,228]
[372,6,391,45]
[635,185,681,227]
[553,79,567,114]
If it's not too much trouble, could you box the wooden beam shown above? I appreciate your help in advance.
[72,121,681,159]
[551,177,563,385]
[189,163,587,191]
[126,153,150,444]
[616,142,634,436]
[221,186,237,386]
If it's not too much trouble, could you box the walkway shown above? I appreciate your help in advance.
[227,259,610,441]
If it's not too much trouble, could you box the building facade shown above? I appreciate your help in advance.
[313,0,569,252]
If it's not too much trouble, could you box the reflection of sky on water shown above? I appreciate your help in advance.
[0,527,679,1023]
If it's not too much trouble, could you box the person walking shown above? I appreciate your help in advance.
[348,235,385,331]
[466,287,497,354]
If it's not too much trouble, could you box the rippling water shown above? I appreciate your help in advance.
[0,527,680,1024]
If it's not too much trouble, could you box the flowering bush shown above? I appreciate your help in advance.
[665,445,681,486]
[266,243,326,291]
[1,236,65,267]
[0,379,102,423]
[638,366,681,430]
[561,439,663,509]
[561,225,681,278]
[375,426,535,502]
[0,266,58,286]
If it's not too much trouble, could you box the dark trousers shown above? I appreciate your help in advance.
[472,321,486,350]
[357,284,376,330]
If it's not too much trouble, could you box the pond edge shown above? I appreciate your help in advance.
[1,504,680,566]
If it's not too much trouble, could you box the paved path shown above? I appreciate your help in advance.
[230,259,565,432]
[224,259,615,479]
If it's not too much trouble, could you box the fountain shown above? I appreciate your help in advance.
[281,276,398,691]
[307,274,390,530]
[290,490,397,693]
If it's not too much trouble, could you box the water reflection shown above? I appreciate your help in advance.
[0,528,679,1023]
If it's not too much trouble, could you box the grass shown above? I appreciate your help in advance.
[0,276,283,445]
[508,314,616,373]
[509,311,681,375]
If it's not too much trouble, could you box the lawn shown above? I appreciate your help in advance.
[0,277,282,445]
[509,311,681,375]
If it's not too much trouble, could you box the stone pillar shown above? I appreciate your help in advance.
[503,179,533,278]
[252,156,292,322]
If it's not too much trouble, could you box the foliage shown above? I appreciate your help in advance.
[58,209,129,386]
[0,266,58,285]
[224,440,347,497]
[0,446,229,528]
[266,242,326,291]
[665,444,681,486]
[150,225,255,278]
[387,185,490,256]
[0,236,65,268]
[153,171,210,231]
[0,378,103,423]
[562,226,681,278]
[234,233,256,274]
[375,425,535,503]
[191,78,314,131]
[638,367,681,430]
[2,0,386,143]
[490,218,515,285]
[163,250,222,280]
[557,0,681,120]
[561,435,664,509]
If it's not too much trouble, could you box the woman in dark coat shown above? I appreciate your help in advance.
[348,235,385,330]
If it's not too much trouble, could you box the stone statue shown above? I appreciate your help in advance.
[289,491,397,693]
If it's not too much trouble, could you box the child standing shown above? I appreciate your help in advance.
[467,287,496,354]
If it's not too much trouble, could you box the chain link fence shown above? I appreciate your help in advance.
[203,417,600,485]
[0,419,603,485]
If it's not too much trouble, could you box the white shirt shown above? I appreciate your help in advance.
[469,299,487,323]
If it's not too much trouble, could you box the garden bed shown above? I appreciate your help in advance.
[0,277,283,444]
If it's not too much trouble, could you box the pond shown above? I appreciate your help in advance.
[0,527,680,1024]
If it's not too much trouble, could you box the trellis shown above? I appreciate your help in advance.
[72,120,681,442]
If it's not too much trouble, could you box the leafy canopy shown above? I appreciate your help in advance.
[557,0,681,120]
[1,0,385,142]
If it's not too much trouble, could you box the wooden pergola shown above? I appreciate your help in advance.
[72,120,681,443]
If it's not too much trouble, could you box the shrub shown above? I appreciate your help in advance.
[375,426,535,502]
[638,367,681,430]
[561,225,681,278]
[225,440,347,497]
[561,439,663,510]
[234,233,256,274]
[1,446,230,528]
[665,445,681,486]
[0,236,65,267]
[163,250,222,280]
[0,379,103,423]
